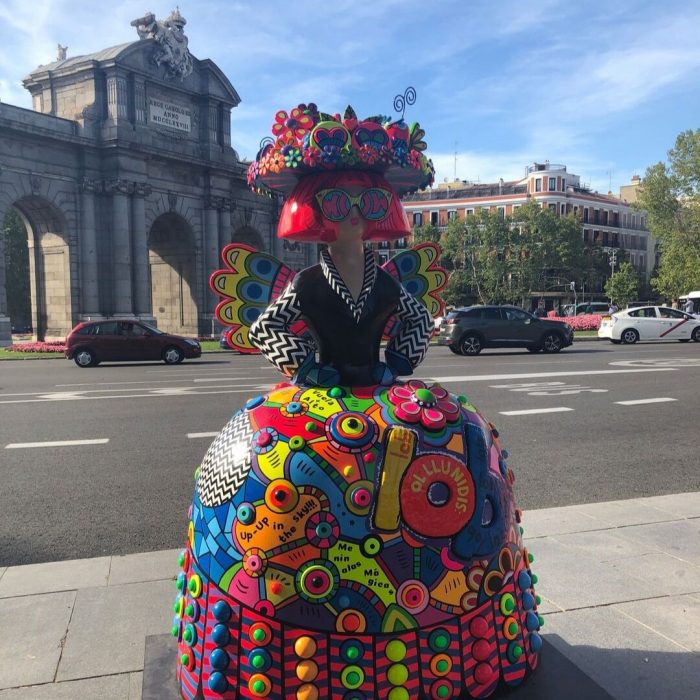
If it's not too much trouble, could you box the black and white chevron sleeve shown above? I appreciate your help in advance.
[249,283,317,377]
[387,286,433,371]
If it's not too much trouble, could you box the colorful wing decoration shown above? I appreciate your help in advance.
[210,244,296,353]
[381,242,448,337]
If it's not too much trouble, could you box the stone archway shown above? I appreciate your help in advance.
[148,213,198,335]
[10,197,73,340]
[232,225,265,250]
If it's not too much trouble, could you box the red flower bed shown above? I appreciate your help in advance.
[546,311,602,330]
[7,341,66,353]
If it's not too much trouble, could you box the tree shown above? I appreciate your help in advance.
[411,223,441,246]
[605,262,638,307]
[637,129,700,299]
[2,209,31,327]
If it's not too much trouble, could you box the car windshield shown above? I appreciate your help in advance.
[140,322,165,335]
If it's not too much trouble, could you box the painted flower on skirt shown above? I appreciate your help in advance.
[460,560,489,611]
[303,147,322,168]
[388,380,461,431]
[272,107,314,142]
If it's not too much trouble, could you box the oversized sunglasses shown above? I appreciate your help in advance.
[315,188,393,222]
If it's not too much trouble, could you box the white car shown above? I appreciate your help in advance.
[598,306,700,344]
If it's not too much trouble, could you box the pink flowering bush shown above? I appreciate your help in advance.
[7,340,66,353]
[546,311,602,330]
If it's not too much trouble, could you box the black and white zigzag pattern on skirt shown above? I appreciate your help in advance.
[197,410,254,507]
[389,287,433,368]
[320,248,376,322]
[249,285,316,376]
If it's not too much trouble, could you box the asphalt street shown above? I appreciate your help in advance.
[1,341,698,566]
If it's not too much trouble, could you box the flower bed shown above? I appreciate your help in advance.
[7,340,66,353]
[547,311,602,330]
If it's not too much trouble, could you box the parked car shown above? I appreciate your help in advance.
[437,305,574,355]
[598,306,700,344]
[563,302,610,316]
[65,320,201,367]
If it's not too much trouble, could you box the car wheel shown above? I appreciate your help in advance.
[74,348,97,368]
[448,345,462,355]
[541,332,563,353]
[621,329,639,344]
[459,333,483,356]
[527,347,541,353]
[692,327,700,342]
[162,346,184,364]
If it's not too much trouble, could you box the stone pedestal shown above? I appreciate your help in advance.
[0,315,11,347]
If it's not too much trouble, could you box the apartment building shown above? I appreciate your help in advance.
[401,163,654,279]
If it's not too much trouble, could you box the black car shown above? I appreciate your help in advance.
[437,305,574,355]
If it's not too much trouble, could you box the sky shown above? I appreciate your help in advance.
[2,0,700,194]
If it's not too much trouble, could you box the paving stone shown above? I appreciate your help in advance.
[0,674,130,699]
[615,520,700,565]
[0,568,6,584]
[530,537,656,610]
[130,671,143,700]
[634,492,700,519]
[543,607,700,700]
[575,498,683,528]
[0,557,110,599]
[521,505,598,538]
[548,529,656,562]
[108,549,180,586]
[610,553,700,596]
[0,591,75,690]
[56,580,173,681]
[615,595,700,652]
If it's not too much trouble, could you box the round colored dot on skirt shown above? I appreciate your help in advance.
[305,422,317,432]
[388,688,409,700]
[387,663,409,686]
[385,639,407,662]
[363,452,375,463]
[343,465,354,476]
[296,683,319,700]
[294,636,317,659]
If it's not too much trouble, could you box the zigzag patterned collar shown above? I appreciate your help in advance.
[320,248,377,323]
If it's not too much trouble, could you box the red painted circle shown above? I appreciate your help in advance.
[399,454,475,538]
[469,616,489,639]
[473,662,496,686]
[472,638,490,662]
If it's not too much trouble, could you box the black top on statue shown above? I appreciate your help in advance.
[293,264,400,386]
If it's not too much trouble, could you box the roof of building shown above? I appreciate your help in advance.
[26,43,133,76]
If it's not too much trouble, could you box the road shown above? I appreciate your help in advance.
[1,341,698,566]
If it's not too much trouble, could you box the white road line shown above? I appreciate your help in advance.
[615,398,678,406]
[420,368,676,383]
[187,432,220,439]
[499,407,575,416]
[0,388,262,405]
[5,438,109,449]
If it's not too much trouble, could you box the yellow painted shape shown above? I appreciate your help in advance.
[374,428,416,532]
[327,541,396,606]
[258,440,290,480]
[299,387,343,419]
[430,570,468,606]
[446,432,464,454]
[263,568,297,605]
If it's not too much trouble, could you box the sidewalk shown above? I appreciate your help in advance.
[0,492,698,699]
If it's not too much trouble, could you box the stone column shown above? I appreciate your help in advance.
[132,183,155,323]
[0,222,10,346]
[204,197,222,334]
[106,179,134,316]
[80,178,102,318]
[220,199,234,248]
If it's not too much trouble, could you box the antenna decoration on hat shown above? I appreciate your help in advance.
[247,88,435,197]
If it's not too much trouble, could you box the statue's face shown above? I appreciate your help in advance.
[191,382,519,635]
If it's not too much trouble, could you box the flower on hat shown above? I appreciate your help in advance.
[272,107,314,142]
[258,152,272,177]
[358,145,379,165]
[247,161,259,186]
[320,144,342,166]
[268,150,285,174]
[388,380,461,431]
[394,142,409,167]
[303,147,322,168]
[408,150,422,169]
[284,147,302,169]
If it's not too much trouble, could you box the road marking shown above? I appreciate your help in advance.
[5,438,109,449]
[610,358,700,368]
[0,388,263,405]
[419,367,676,383]
[187,432,220,439]
[499,407,575,416]
[615,398,678,406]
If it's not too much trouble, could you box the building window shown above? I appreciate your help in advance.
[430,211,438,225]
[447,210,457,221]
[602,211,608,225]
[562,178,566,191]
[548,203,556,212]
[549,177,556,191]
[583,229,590,242]
[497,206,505,219]
[535,178,542,192]
[583,207,589,223]
[412,212,422,226]
[465,208,474,216]
[560,203,565,215]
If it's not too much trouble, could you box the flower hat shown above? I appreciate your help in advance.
[247,102,435,197]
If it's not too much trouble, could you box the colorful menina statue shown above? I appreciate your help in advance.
[172,99,542,699]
